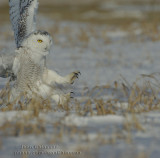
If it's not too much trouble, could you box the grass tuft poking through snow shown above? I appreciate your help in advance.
[1,0,160,157]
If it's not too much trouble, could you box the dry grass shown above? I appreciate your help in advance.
[1,74,158,139]
[0,73,158,137]
[0,26,160,158]
[0,1,160,157]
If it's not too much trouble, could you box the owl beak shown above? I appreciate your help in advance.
[44,47,48,51]
[44,41,53,52]
[45,45,51,51]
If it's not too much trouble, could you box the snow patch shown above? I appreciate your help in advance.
[64,114,125,127]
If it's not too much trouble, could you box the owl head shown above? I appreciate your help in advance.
[21,30,53,55]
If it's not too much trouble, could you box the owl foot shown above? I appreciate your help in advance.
[67,71,81,84]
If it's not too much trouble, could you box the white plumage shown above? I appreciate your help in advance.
[7,0,80,105]
[9,0,38,47]
[10,31,67,104]
[9,31,80,104]
[0,0,39,78]
[13,31,51,92]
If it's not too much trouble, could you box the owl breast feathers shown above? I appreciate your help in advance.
[10,30,80,105]
[0,0,80,106]
[12,31,52,92]
[13,47,45,92]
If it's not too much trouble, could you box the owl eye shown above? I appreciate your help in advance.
[37,39,43,43]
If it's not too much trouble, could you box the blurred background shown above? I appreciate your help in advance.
[0,0,160,87]
[1,0,160,86]
[0,0,160,25]
[1,1,160,158]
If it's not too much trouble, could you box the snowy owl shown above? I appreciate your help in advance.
[0,0,80,104]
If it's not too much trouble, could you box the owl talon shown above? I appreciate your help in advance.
[68,71,81,84]
[70,92,74,98]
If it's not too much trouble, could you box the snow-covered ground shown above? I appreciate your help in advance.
[0,1,160,158]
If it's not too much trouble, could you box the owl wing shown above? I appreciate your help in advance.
[0,0,39,78]
[12,47,27,76]
[0,50,16,78]
[12,54,20,76]
[9,0,39,47]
